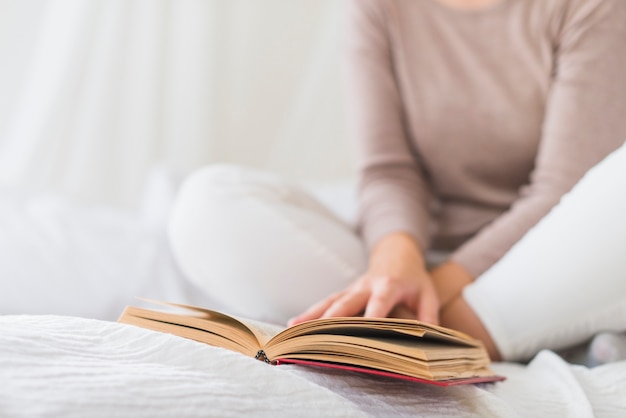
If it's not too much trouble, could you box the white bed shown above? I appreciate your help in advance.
[3,315,626,417]
[1,175,625,418]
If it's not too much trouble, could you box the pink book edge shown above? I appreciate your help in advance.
[275,358,506,387]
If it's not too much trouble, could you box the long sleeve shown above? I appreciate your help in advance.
[452,0,626,277]
[345,0,433,252]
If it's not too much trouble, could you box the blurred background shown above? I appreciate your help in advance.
[0,0,354,210]
[0,0,357,319]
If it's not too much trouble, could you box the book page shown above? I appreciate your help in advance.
[119,313,251,355]
[122,300,285,353]
[265,333,493,381]
[269,317,481,348]
[148,300,285,346]
[266,334,487,363]
[121,302,263,356]
[233,317,284,347]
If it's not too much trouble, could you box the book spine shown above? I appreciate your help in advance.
[254,350,270,364]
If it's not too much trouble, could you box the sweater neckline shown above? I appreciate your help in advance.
[426,0,513,16]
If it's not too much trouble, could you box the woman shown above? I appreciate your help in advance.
[168,0,626,362]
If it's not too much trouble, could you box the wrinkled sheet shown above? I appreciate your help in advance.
[1,315,625,418]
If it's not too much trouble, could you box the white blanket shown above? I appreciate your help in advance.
[1,315,625,417]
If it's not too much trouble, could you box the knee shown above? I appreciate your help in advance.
[166,164,309,318]
[167,165,253,272]
[168,164,237,249]
[168,164,286,238]
[173,163,267,203]
[171,164,295,219]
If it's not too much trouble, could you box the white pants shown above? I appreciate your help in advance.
[168,144,626,361]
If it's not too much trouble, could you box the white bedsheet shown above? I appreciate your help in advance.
[1,315,625,417]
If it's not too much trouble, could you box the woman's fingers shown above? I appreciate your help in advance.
[416,283,440,325]
[288,292,342,325]
[321,289,370,318]
[291,271,441,326]
[363,278,404,318]
[389,304,417,320]
[363,275,440,324]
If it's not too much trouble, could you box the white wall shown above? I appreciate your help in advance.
[0,0,354,209]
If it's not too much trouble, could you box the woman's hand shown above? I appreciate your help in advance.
[288,233,440,326]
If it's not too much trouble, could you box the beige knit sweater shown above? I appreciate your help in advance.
[346,0,626,277]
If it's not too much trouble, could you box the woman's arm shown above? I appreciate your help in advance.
[451,0,626,278]
[345,0,433,253]
[291,0,440,325]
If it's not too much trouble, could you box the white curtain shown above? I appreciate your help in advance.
[0,0,353,209]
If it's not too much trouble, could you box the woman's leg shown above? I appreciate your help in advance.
[443,143,626,362]
[167,164,367,324]
[440,298,502,360]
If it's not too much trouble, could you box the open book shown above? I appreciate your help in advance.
[118,300,504,386]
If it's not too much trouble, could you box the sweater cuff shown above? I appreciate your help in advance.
[359,209,431,255]
[450,243,502,279]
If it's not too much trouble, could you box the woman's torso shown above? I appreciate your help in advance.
[385,0,568,246]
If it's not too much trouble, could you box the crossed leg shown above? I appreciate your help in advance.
[169,143,626,362]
